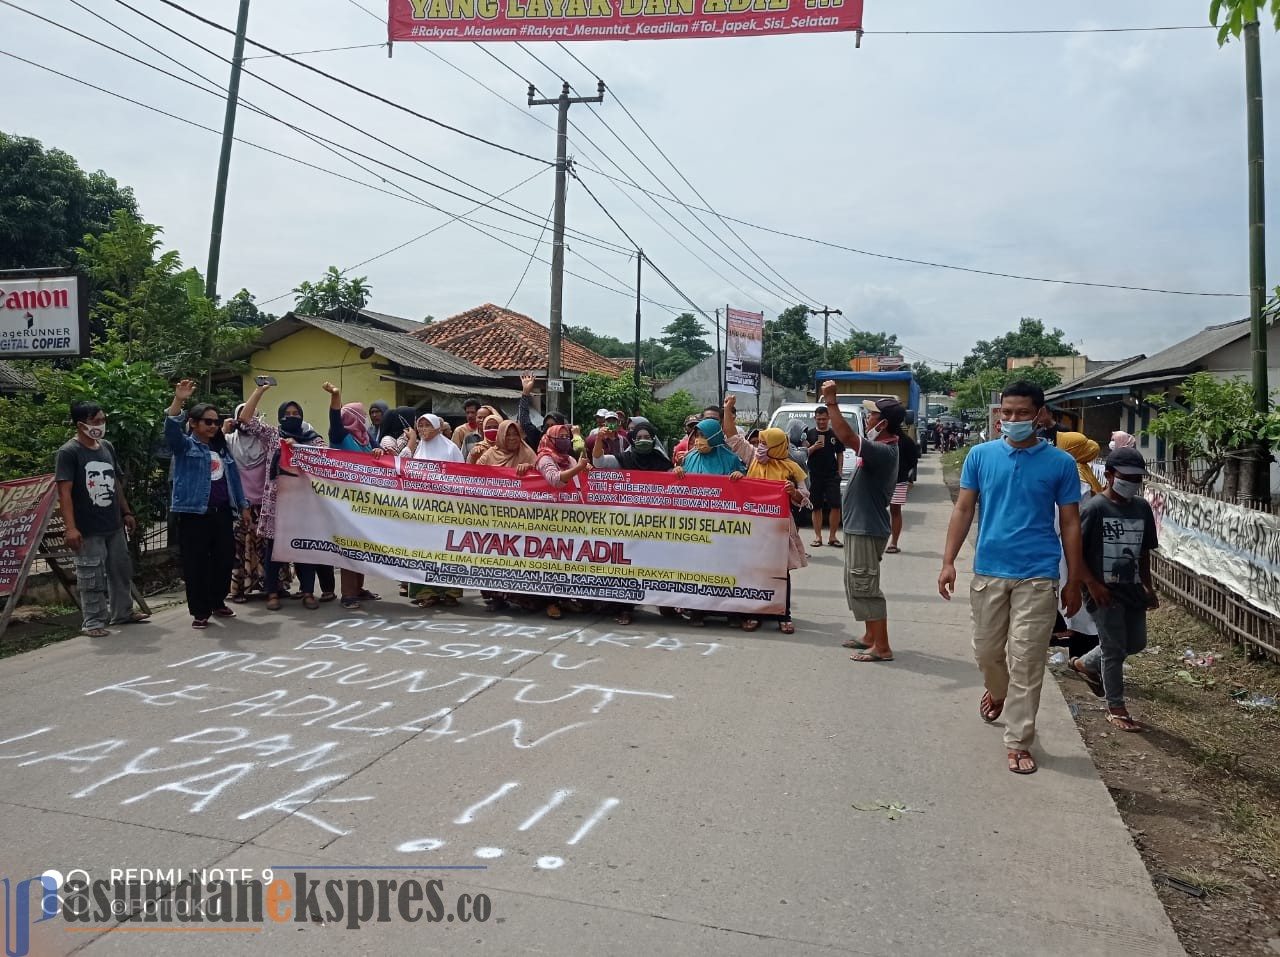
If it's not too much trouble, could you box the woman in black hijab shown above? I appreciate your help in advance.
[619,422,672,472]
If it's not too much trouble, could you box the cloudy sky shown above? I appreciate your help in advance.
[3,0,1276,368]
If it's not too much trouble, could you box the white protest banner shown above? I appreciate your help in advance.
[272,445,792,614]
[725,307,763,395]
[1145,482,1280,619]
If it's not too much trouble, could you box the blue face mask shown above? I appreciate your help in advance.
[1002,420,1035,443]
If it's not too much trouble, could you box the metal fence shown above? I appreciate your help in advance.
[1147,455,1277,515]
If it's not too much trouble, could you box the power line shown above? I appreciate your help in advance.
[507,198,555,310]
[572,166,1247,298]
[0,49,651,311]
[83,0,623,253]
[243,41,384,59]
[150,0,553,165]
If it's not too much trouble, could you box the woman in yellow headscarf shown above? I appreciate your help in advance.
[1056,431,1104,498]
[722,396,810,634]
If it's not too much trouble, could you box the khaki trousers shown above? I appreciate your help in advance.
[969,575,1059,750]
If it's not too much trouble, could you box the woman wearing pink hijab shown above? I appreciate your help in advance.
[1110,431,1137,451]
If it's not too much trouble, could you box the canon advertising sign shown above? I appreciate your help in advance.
[0,274,89,358]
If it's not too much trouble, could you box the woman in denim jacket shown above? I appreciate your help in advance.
[165,379,250,629]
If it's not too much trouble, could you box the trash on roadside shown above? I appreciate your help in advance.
[851,800,924,822]
[1189,655,1216,668]
[1048,651,1067,666]
[1237,693,1277,711]
[1068,703,1080,718]
[1175,669,1205,687]
[1160,874,1208,899]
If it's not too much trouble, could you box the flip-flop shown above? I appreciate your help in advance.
[1008,750,1038,774]
[884,545,901,554]
[1070,658,1106,698]
[841,638,872,650]
[85,627,110,638]
[810,540,824,547]
[828,539,843,548]
[849,651,893,662]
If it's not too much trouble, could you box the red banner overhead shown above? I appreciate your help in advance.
[389,0,863,42]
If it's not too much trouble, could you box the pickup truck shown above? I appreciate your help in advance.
[766,402,867,490]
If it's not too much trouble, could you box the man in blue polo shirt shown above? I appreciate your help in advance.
[938,381,1086,776]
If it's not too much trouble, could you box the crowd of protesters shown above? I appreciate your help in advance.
[55,371,1157,778]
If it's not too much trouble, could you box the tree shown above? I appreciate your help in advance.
[910,364,954,395]
[570,372,649,428]
[564,325,630,358]
[1145,372,1280,495]
[0,133,137,271]
[640,389,698,442]
[659,313,711,363]
[951,364,1062,411]
[958,317,1074,379]
[222,288,276,328]
[762,304,821,388]
[293,267,371,314]
[1211,1,1280,43]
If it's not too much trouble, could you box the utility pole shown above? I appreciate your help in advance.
[529,80,606,414]
[206,0,251,304]
[1245,20,1270,505]
[634,250,643,390]
[809,306,842,369]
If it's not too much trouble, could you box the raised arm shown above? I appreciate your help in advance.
[819,380,861,453]
[241,379,272,422]
[163,379,197,453]
[722,393,739,438]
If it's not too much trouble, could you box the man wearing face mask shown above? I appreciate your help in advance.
[55,400,148,637]
[939,381,1085,776]
[1068,447,1158,733]
[818,383,901,664]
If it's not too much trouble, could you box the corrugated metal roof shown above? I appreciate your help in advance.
[242,313,499,381]
[1099,318,1249,384]
[352,308,426,334]
[0,360,37,392]
[380,375,525,399]
[1046,354,1146,400]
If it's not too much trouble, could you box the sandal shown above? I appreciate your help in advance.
[413,595,442,608]
[614,611,633,625]
[849,650,894,662]
[979,691,1004,723]
[741,618,761,632]
[842,638,871,650]
[828,539,843,548]
[884,545,900,554]
[810,539,824,547]
[319,592,337,603]
[212,606,236,618]
[85,627,110,638]
[1106,711,1144,732]
[1007,750,1037,774]
[340,598,361,611]
[191,618,209,630]
[778,621,795,634]
[1070,658,1106,698]
[302,594,320,610]
[109,611,150,625]
[357,589,380,601]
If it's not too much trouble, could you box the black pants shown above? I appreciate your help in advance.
[178,509,235,620]
[296,563,335,595]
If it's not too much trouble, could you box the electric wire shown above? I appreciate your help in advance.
[243,41,385,59]
[149,0,554,165]
[506,199,556,309]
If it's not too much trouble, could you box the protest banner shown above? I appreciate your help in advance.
[0,475,58,638]
[272,445,792,614]
[388,0,865,43]
[1144,482,1280,620]
[725,307,764,395]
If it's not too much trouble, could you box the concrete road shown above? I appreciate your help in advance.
[0,456,1182,956]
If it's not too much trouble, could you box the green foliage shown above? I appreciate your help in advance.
[910,364,954,395]
[1145,373,1279,488]
[658,313,711,364]
[0,133,137,270]
[564,322,704,379]
[570,372,649,429]
[1210,0,1280,44]
[640,390,699,443]
[0,358,169,527]
[293,266,371,314]
[222,288,276,328]
[762,304,821,388]
[958,318,1074,380]
[952,363,1062,411]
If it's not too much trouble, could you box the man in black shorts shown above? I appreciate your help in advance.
[805,405,846,547]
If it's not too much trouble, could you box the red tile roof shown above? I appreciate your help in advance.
[411,304,623,377]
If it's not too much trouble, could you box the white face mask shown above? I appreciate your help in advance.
[82,422,106,441]
[1112,477,1142,500]
[1108,441,1117,451]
